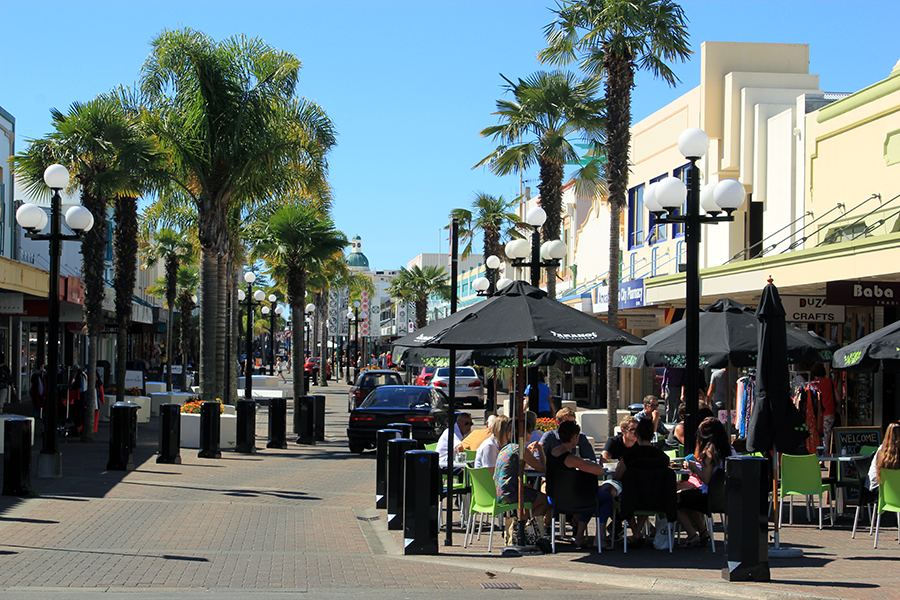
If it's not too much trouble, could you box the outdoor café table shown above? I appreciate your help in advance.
[818,454,862,515]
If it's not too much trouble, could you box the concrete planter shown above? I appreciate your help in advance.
[100,397,150,423]
[179,412,237,450]
[149,392,196,417]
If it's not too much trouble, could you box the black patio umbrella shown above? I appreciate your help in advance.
[746,283,809,559]
[392,280,644,553]
[832,319,900,372]
[612,298,838,369]
[392,345,604,368]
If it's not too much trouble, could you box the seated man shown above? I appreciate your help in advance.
[601,415,639,462]
[460,413,495,451]
[539,407,596,461]
[436,412,473,467]
[635,394,669,445]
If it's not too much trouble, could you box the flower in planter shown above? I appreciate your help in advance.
[535,417,557,433]
[180,397,223,414]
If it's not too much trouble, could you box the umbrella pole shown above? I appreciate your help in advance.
[503,343,541,556]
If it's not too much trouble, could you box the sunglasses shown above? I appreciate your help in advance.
[626,427,638,432]
[462,421,473,426]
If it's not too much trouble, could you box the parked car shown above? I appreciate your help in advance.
[414,366,436,387]
[429,366,484,408]
[348,369,404,411]
[346,385,448,453]
[304,357,331,379]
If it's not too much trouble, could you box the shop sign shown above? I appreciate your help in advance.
[593,279,645,313]
[826,280,900,306]
[781,296,845,323]
[0,293,24,314]
[65,276,84,304]
[626,315,660,330]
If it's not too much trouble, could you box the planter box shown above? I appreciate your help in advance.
[179,412,237,450]
[145,381,167,394]
[99,397,151,423]
[149,392,196,417]
[237,375,280,388]
[237,387,285,398]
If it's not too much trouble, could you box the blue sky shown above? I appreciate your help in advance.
[3,1,899,271]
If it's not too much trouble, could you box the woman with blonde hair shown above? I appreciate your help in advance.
[474,415,511,470]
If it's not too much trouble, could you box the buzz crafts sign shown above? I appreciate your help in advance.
[781,296,845,323]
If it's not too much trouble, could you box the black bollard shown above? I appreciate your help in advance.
[157,404,182,464]
[403,449,441,555]
[722,455,770,582]
[3,418,32,496]
[267,397,287,449]
[386,438,419,530]
[295,396,316,445]
[313,395,326,442]
[108,401,140,471]
[388,422,412,439]
[198,401,222,459]
[376,429,402,508]
[235,399,256,454]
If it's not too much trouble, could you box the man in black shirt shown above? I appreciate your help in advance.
[602,415,639,461]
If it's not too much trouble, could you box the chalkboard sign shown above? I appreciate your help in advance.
[832,426,882,503]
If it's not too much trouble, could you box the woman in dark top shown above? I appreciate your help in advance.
[613,417,669,544]
[676,417,732,547]
[547,420,615,549]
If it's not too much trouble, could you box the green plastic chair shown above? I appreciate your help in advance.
[779,453,833,529]
[861,445,879,457]
[464,467,532,551]
[465,449,477,462]
[874,467,900,548]
[664,448,678,460]
[424,442,438,452]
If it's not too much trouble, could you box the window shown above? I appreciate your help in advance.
[629,252,638,280]
[671,164,690,238]
[651,246,660,277]
[676,240,685,268]
[647,175,667,244]
[628,184,645,249]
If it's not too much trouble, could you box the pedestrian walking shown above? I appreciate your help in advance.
[277,357,287,383]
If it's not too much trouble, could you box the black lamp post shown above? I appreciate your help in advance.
[348,301,360,382]
[16,164,94,478]
[262,294,282,376]
[472,254,503,297]
[647,127,746,453]
[240,272,265,402]
[345,308,356,384]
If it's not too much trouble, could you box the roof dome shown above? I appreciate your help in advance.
[347,235,369,268]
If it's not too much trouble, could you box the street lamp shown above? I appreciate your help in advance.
[240,272,265,402]
[262,294,282,376]
[648,127,746,452]
[345,308,356,383]
[304,302,315,392]
[472,254,502,297]
[16,164,94,478]
[505,207,567,287]
[348,300,360,382]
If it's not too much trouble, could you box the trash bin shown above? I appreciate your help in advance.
[722,455,770,582]
[387,422,412,439]
[312,395,326,442]
[376,429,402,509]
[158,403,182,464]
[403,449,440,555]
[386,438,419,530]
[108,401,140,471]
[267,397,288,449]
[198,401,222,459]
[235,399,256,454]
[3,418,32,496]
[295,396,315,445]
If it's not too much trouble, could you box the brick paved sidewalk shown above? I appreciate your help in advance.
[0,377,897,599]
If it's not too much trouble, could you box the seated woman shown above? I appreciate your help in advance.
[664,402,685,451]
[547,420,616,549]
[675,416,732,548]
[613,417,670,545]
[493,419,549,522]
[869,421,900,491]
[475,415,510,470]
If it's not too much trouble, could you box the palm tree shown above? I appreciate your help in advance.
[141,228,195,392]
[247,202,347,399]
[139,27,336,403]
[388,266,452,329]
[475,70,606,299]
[541,0,691,436]
[12,96,159,440]
[450,192,522,263]
[306,253,350,386]
[174,265,200,372]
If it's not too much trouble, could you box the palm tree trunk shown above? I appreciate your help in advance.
[227,264,239,404]
[215,253,227,401]
[199,247,219,402]
[316,292,328,386]
[80,189,107,442]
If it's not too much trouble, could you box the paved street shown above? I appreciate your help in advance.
[0,374,898,599]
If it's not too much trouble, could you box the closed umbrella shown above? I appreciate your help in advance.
[746,282,809,558]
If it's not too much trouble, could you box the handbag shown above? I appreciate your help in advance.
[653,518,672,550]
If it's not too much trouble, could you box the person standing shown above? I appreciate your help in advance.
[662,368,685,422]
[524,371,556,418]
[811,363,839,453]
[0,353,15,411]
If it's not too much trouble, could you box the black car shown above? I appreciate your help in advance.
[346,385,448,454]
[348,369,404,411]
